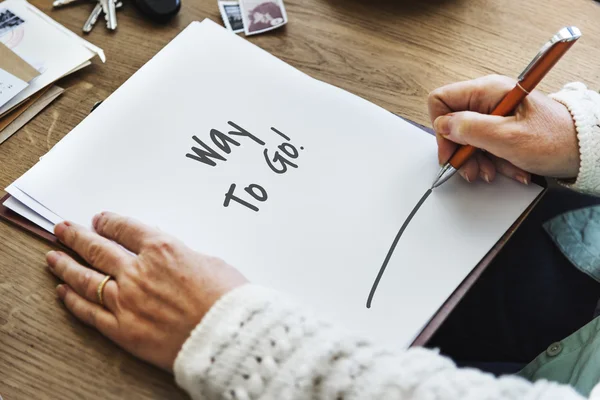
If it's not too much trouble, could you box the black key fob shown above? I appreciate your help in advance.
[133,0,180,22]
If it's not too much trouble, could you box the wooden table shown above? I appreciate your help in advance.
[1,0,599,398]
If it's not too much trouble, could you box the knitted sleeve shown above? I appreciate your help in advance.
[550,83,600,195]
[173,284,585,400]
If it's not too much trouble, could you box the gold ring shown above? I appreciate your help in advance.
[97,275,112,306]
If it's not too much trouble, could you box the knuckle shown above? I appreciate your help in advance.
[470,81,490,111]
[122,264,147,289]
[471,76,516,111]
[84,307,98,326]
[86,242,104,265]
[471,81,488,103]
[454,115,470,138]
[120,288,138,309]
[111,219,128,241]
[486,74,513,87]
[127,330,144,349]
[428,88,442,104]
[132,271,152,294]
[66,227,79,247]
[78,270,96,294]
[103,282,119,305]
[144,237,176,254]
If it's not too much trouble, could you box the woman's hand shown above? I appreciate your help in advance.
[428,74,580,184]
[46,212,247,372]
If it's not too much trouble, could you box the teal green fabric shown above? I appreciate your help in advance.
[544,206,600,282]
[516,205,600,396]
[518,316,600,396]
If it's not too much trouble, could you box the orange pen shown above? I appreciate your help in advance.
[431,26,582,189]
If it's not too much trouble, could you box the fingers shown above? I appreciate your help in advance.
[429,75,539,184]
[47,251,119,311]
[93,212,160,254]
[433,111,517,160]
[456,153,530,185]
[458,158,479,183]
[476,152,496,183]
[489,154,531,185]
[437,133,495,184]
[436,133,457,165]
[54,221,132,277]
[56,284,118,338]
[428,75,515,124]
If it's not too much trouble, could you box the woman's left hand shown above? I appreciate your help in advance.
[47,212,247,372]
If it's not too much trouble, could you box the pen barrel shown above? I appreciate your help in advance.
[446,30,579,174]
[448,144,476,169]
[491,85,528,116]
[519,39,577,92]
[448,85,527,169]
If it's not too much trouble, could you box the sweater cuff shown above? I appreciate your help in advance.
[550,82,600,195]
[173,284,299,399]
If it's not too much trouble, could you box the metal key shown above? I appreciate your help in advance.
[98,0,109,21]
[83,1,122,33]
[83,2,102,33]
[104,0,118,30]
[53,0,84,8]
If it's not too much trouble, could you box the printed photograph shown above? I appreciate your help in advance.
[243,0,286,34]
[224,3,243,32]
[0,9,25,37]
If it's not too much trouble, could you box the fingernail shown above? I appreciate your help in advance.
[54,221,70,237]
[56,284,66,299]
[517,174,529,185]
[483,173,490,183]
[46,250,60,266]
[434,115,451,135]
[92,214,101,229]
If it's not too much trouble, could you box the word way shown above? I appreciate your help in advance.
[186,121,304,212]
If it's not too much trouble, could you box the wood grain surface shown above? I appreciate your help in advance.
[1,0,599,398]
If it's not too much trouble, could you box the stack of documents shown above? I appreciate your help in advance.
[2,20,542,347]
[0,42,39,109]
[0,0,104,144]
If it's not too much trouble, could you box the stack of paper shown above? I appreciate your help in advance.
[0,0,104,144]
[2,20,542,347]
[0,42,39,108]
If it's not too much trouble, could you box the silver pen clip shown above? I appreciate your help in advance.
[518,26,582,82]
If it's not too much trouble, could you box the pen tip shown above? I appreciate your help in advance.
[431,164,457,189]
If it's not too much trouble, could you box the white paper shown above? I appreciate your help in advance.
[8,20,543,347]
[0,84,64,145]
[3,196,54,232]
[6,184,63,224]
[21,0,105,62]
[0,66,27,107]
[0,0,102,115]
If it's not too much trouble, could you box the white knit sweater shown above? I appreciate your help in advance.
[174,84,600,400]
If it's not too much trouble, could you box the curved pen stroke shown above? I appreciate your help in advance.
[366,189,433,308]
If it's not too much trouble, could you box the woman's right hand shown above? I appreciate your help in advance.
[428,75,580,184]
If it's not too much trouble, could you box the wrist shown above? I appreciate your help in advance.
[548,100,580,179]
[550,83,600,193]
